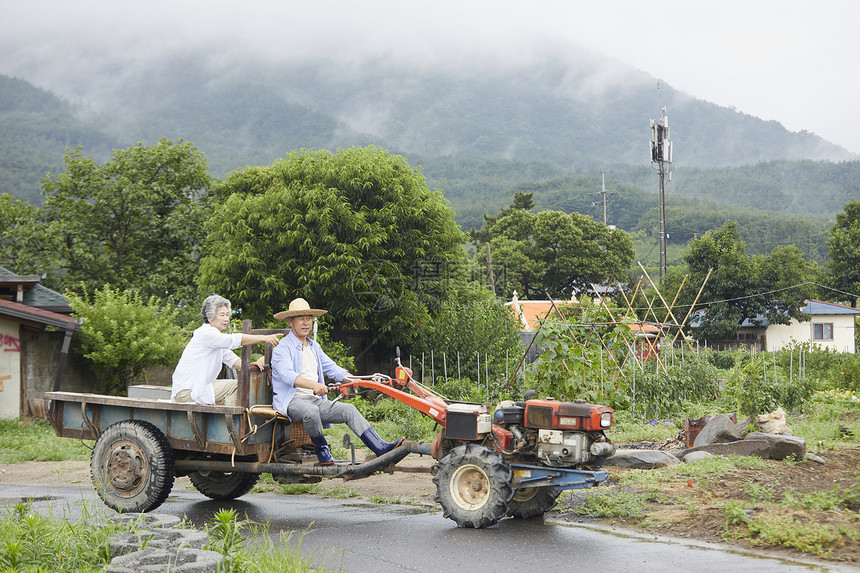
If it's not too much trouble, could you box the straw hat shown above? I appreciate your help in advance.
[274,298,328,320]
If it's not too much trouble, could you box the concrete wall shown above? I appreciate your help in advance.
[766,315,856,353]
[0,318,21,419]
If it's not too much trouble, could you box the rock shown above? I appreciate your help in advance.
[735,417,751,435]
[108,513,182,530]
[744,432,807,460]
[683,451,714,464]
[109,528,209,557]
[106,548,223,573]
[805,452,826,464]
[675,439,771,461]
[693,414,744,447]
[604,449,680,469]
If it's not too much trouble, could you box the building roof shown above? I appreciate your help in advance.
[0,265,72,313]
[803,299,860,315]
[0,298,79,330]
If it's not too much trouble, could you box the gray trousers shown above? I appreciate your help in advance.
[287,395,371,438]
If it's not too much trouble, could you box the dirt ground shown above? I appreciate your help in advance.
[2,447,858,565]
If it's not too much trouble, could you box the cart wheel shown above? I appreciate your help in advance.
[506,486,561,519]
[189,471,260,500]
[90,420,175,513]
[433,443,513,528]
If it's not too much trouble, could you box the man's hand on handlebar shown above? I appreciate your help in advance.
[312,382,329,396]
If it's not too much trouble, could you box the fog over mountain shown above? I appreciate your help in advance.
[1,8,858,261]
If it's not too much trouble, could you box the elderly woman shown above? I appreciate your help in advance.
[171,295,282,406]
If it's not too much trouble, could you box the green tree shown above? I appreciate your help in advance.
[198,146,467,344]
[0,195,61,286]
[827,200,860,307]
[41,138,213,304]
[681,221,815,341]
[475,203,634,299]
[67,286,187,394]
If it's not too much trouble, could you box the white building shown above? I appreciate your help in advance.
[765,300,860,353]
[692,299,860,353]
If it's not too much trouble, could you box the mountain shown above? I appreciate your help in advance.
[0,49,856,261]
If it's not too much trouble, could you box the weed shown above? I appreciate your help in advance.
[730,515,846,558]
[571,490,645,519]
[743,482,774,504]
[722,500,752,526]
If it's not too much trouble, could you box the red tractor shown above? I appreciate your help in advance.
[336,349,615,528]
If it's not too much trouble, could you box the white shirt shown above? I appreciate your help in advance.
[171,323,242,405]
[294,343,319,397]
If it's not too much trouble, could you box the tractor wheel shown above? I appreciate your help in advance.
[90,420,175,513]
[188,471,260,500]
[433,443,513,528]
[506,486,561,519]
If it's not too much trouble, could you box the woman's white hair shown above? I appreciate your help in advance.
[201,294,231,323]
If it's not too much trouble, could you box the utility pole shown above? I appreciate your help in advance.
[650,108,672,280]
[601,171,607,226]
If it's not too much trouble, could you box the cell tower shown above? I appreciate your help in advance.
[650,107,672,280]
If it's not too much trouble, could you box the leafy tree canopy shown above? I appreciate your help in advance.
[40,138,213,304]
[0,194,61,287]
[198,146,467,344]
[827,199,860,307]
[669,221,819,341]
[474,198,635,299]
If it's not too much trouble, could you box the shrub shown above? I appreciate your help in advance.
[66,286,187,394]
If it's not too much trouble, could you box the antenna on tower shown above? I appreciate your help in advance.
[650,105,673,281]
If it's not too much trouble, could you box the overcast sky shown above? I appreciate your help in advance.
[3,0,859,154]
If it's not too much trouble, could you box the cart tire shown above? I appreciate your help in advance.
[506,486,561,519]
[189,471,260,500]
[90,420,175,513]
[433,443,513,528]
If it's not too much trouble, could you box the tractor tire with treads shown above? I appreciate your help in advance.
[433,443,514,528]
[506,486,561,519]
[188,471,260,500]
[90,420,175,513]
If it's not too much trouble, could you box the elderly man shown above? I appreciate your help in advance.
[172,294,282,406]
[271,297,404,465]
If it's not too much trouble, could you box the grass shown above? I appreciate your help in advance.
[0,501,327,572]
[0,418,91,463]
[614,454,770,486]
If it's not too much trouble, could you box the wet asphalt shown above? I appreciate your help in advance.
[0,483,855,573]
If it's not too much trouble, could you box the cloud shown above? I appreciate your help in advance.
[2,0,859,152]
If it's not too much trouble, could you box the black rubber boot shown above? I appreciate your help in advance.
[310,434,334,465]
[360,428,405,457]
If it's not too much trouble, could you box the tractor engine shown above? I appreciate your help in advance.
[493,398,615,467]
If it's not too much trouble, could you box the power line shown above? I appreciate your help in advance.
[628,281,859,313]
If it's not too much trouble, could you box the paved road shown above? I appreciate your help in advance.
[1,483,856,573]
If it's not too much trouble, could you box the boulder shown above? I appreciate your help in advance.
[675,439,771,461]
[693,414,744,447]
[744,432,806,460]
[604,449,680,469]
[682,451,714,464]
